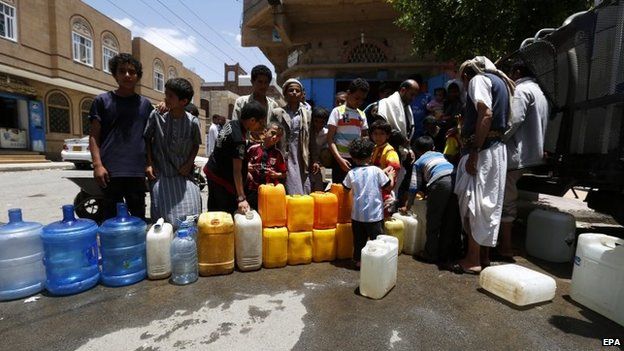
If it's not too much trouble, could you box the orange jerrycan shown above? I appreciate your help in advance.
[197,212,235,276]
[310,192,338,229]
[384,217,405,254]
[335,223,353,259]
[258,184,287,227]
[312,228,336,262]
[262,227,288,268]
[329,184,353,223]
[286,195,314,232]
[288,231,312,265]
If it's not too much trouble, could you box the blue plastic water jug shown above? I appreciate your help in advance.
[0,209,46,301]
[99,203,147,287]
[170,227,198,285]
[42,205,100,295]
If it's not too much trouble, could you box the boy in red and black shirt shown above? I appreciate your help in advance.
[246,122,287,210]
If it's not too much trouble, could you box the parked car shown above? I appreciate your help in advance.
[61,136,92,169]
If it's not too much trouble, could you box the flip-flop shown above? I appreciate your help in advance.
[457,263,481,275]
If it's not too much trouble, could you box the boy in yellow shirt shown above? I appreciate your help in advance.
[370,119,401,217]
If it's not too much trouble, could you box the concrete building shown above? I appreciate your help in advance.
[0,0,205,162]
[241,0,454,109]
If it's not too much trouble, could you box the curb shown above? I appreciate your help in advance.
[0,162,75,172]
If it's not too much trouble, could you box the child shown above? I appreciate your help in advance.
[144,78,202,226]
[309,106,330,191]
[343,138,395,268]
[402,136,454,265]
[426,87,446,118]
[327,78,370,183]
[246,122,287,209]
[369,119,401,217]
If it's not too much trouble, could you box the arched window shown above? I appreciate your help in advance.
[71,17,93,66]
[80,98,93,136]
[168,67,177,80]
[347,43,387,63]
[101,32,119,73]
[47,91,71,134]
[153,59,164,92]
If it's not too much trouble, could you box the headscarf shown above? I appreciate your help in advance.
[282,78,303,96]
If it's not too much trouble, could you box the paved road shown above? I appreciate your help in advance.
[1,169,623,351]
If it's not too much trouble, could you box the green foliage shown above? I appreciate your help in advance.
[389,0,591,63]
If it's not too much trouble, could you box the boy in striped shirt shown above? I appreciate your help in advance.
[402,135,454,264]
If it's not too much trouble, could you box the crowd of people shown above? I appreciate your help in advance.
[90,53,550,274]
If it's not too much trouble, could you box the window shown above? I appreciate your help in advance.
[80,98,93,136]
[47,91,71,134]
[0,1,16,41]
[168,67,177,80]
[102,33,119,73]
[72,18,93,66]
[153,59,164,92]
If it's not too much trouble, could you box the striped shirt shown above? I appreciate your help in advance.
[409,151,454,193]
[328,104,368,158]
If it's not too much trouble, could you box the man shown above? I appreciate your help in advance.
[454,56,515,274]
[376,79,419,141]
[498,60,549,260]
[89,53,153,221]
[206,114,225,158]
[232,65,278,124]
[409,74,432,140]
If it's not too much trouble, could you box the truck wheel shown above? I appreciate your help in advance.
[73,190,105,223]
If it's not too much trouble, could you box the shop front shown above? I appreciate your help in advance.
[0,75,46,153]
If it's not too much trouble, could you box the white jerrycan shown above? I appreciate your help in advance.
[391,212,422,255]
[234,210,263,271]
[146,218,174,279]
[360,235,398,299]
[480,264,556,306]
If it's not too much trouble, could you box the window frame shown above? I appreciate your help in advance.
[46,91,72,134]
[0,1,18,42]
[153,60,165,92]
[72,31,94,67]
[102,46,117,73]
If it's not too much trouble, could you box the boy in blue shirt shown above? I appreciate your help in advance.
[401,136,454,265]
[343,138,395,268]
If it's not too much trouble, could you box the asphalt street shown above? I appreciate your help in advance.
[1,168,623,351]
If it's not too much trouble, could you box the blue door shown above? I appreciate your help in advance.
[28,100,45,152]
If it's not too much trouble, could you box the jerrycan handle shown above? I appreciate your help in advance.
[154,218,165,230]
[116,202,129,219]
[61,205,76,223]
[8,208,22,223]
[245,211,254,220]
[210,218,220,225]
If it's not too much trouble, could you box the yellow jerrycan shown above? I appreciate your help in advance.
[288,231,312,265]
[310,192,338,229]
[335,222,353,259]
[262,227,288,268]
[329,183,353,223]
[286,195,314,232]
[197,212,235,276]
[312,228,336,262]
[259,184,287,227]
[384,217,405,254]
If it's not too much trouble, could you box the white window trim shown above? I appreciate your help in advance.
[102,46,118,73]
[0,1,18,42]
[154,71,164,92]
[72,31,93,67]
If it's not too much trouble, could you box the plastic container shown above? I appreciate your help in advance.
[479,264,557,306]
[42,205,100,295]
[288,231,312,265]
[391,212,423,255]
[526,209,576,263]
[286,195,314,232]
[99,203,148,287]
[335,223,353,260]
[197,212,235,276]
[234,210,263,271]
[329,183,353,223]
[571,233,624,326]
[312,228,336,262]
[258,184,287,227]
[0,209,45,301]
[411,200,427,245]
[310,192,338,229]
[170,227,198,285]
[146,218,174,280]
[262,227,288,268]
[384,217,405,254]
[359,235,398,299]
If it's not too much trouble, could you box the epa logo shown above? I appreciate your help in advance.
[603,338,621,346]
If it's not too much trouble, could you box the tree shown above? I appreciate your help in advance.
[389,0,591,64]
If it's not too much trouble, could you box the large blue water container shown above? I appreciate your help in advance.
[99,203,147,286]
[42,205,100,295]
[0,209,46,301]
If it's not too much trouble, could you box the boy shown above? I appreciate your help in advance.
[309,106,330,191]
[327,78,370,183]
[402,136,454,264]
[205,101,264,214]
[426,87,446,117]
[343,138,395,268]
[370,120,401,217]
[246,122,287,209]
[144,78,202,225]
[89,53,154,220]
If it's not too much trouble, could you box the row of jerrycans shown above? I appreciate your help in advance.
[383,200,428,255]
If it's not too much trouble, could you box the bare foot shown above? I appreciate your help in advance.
[457,259,482,275]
